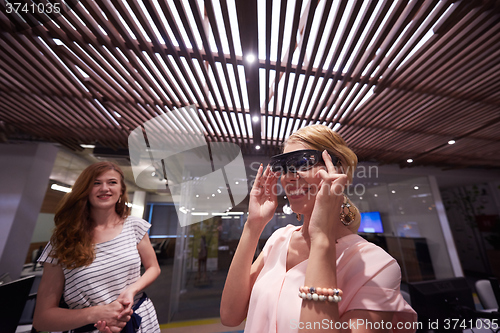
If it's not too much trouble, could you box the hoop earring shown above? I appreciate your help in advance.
[340,196,355,226]
[296,213,302,221]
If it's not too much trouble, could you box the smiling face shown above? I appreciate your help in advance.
[281,141,341,217]
[88,169,123,212]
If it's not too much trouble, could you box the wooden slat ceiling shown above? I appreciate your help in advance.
[0,0,499,169]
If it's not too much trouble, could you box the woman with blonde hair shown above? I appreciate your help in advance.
[33,161,161,333]
[221,125,416,333]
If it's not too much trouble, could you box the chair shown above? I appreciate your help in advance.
[154,238,170,263]
[0,275,35,333]
[475,279,499,310]
[0,272,12,284]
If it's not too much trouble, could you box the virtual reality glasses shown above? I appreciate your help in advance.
[269,149,340,175]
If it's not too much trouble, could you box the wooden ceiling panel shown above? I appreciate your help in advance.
[0,0,499,170]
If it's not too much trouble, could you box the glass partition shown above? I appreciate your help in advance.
[350,172,456,283]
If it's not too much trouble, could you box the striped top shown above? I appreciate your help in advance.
[39,216,160,333]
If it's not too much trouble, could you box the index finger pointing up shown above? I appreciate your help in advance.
[322,150,338,173]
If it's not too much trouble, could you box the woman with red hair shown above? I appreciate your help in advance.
[33,161,161,333]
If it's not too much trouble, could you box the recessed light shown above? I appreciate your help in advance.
[391,190,396,194]
[448,140,456,145]
[246,54,256,63]
[51,184,72,193]
[252,115,260,122]
[414,186,419,190]
[407,159,413,163]
[255,145,261,150]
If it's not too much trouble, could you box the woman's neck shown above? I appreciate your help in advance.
[91,209,121,227]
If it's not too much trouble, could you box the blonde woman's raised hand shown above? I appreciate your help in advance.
[247,164,279,230]
[309,150,348,242]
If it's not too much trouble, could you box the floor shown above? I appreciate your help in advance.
[160,318,244,333]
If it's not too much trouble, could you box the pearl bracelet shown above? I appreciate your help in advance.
[298,286,343,303]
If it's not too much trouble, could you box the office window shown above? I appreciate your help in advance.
[145,203,179,238]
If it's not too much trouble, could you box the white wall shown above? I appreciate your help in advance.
[0,143,58,279]
[31,213,55,243]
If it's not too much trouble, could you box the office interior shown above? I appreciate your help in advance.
[1,1,500,332]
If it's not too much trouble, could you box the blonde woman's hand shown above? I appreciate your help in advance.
[309,150,348,242]
[247,164,279,230]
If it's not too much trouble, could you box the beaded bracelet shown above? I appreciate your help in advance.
[298,286,343,303]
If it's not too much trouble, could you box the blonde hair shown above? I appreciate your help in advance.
[285,125,361,232]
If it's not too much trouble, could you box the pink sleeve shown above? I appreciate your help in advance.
[340,243,418,333]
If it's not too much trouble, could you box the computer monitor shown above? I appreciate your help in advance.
[358,211,384,233]
[409,277,475,333]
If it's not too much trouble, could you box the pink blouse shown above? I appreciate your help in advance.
[244,225,417,333]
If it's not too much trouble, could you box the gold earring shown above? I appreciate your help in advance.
[118,196,122,204]
[296,213,302,221]
[340,197,355,226]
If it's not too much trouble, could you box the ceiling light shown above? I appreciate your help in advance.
[252,115,260,122]
[51,183,72,193]
[407,159,413,163]
[80,144,95,149]
[255,145,261,150]
[414,186,419,190]
[448,140,456,145]
[246,54,256,63]
[391,190,396,194]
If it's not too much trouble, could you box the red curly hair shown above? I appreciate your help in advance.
[50,161,131,268]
